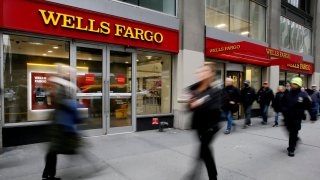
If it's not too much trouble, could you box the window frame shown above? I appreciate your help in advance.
[112,0,177,17]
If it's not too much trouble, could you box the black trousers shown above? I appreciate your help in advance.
[42,152,58,178]
[198,130,217,180]
[285,118,301,152]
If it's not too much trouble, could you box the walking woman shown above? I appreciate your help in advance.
[187,64,225,180]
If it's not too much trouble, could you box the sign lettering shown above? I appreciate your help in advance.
[209,45,241,53]
[266,48,291,59]
[287,64,311,71]
[39,9,164,44]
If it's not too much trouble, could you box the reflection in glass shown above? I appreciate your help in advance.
[206,0,230,32]
[136,52,172,115]
[3,34,70,123]
[76,47,103,130]
[250,2,266,41]
[110,51,132,127]
[230,0,249,36]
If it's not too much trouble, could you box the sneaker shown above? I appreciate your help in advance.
[261,121,267,125]
[224,129,231,134]
[288,151,295,157]
[242,125,247,129]
[272,123,278,127]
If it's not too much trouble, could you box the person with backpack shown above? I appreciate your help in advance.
[222,78,240,134]
[256,81,274,125]
[281,77,312,157]
[240,80,256,129]
[271,86,285,127]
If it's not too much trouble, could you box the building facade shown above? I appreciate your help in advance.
[0,0,319,148]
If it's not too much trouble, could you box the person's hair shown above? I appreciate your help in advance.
[204,63,216,73]
[278,85,285,92]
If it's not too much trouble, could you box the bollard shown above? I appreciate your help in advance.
[159,122,169,132]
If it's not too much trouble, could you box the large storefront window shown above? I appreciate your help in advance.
[117,0,176,16]
[3,34,70,123]
[245,65,261,109]
[279,71,309,88]
[280,16,312,55]
[206,0,266,41]
[136,51,172,115]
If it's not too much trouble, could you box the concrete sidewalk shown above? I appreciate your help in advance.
[1,118,320,180]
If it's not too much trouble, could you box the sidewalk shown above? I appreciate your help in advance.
[1,117,320,180]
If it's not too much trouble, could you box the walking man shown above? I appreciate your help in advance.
[272,86,285,127]
[309,85,320,121]
[281,77,312,157]
[256,81,274,125]
[223,78,240,134]
[240,80,256,128]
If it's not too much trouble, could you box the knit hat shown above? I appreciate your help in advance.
[291,77,302,87]
[244,80,250,84]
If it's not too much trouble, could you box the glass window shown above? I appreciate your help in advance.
[245,65,261,109]
[280,16,291,49]
[230,0,250,36]
[206,0,230,32]
[205,61,225,86]
[206,0,266,41]
[279,71,286,86]
[280,16,312,55]
[117,0,176,16]
[288,0,299,7]
[300,74,308,87]
[3,34,70,123]
[250,2,266,41]
[136,51,172,115]
[286,72,299,82]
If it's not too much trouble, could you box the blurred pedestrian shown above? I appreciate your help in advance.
[256,81,274,125]
[271,86,285,127]
[285,81,291,93]
[42,65,82,180]
[240,80,256,129]
[281,77,312,157]
[187,64,224,180]
[309,85,320,121]
[222,78,240,134]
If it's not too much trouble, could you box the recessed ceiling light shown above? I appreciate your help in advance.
[29,42,43,45]
[42,53,47,56]
[215,24,226,28]
[136,59,139,62]
[48,50,53,53]
[53,46,59,49]
[241,31,250,35]
[145,56,152,59]
[88,58,92,60]
[125,61,129,64]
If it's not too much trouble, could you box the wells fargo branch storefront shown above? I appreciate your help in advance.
[0,0,179,146]
[205,38,314,118]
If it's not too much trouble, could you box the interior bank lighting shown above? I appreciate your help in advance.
[26,63,89,69]
[241,31,250,35]
[53,46,59,49]
[215,24,226,28]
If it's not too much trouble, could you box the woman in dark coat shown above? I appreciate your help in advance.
[187,64,224,180]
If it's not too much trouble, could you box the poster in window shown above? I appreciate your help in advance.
[31,72,55,110]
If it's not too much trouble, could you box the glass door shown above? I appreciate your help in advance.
[74,44,106,135]
[107,50,134,133]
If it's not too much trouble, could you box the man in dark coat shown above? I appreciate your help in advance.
[240,80,256,128]
[188,64,225,180]
[281,77,312,157]
[256,81,274,125]
[272,86,285,127]
[223,78,240,134]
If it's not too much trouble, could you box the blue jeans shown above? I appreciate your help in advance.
[261,104,269,122]
[275,112,280,124]
[225,111,233,130]
[244,105,252,125]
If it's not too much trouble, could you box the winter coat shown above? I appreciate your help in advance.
[272,92,285,113]
[223,85,240,112]
[189,83,225,133]
[241,87,256,107]
[281,89,312,130]
[257,87,274,105]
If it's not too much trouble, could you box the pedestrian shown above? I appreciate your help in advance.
[309,85,320,121]
[281,77,312,157]
[240,80,256,129]
[42,65,82,180]
[271,86,285,127]
[285,81,291,93]
[222,78,240,134]
[256,81,274,125]
[187,64,224,180]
